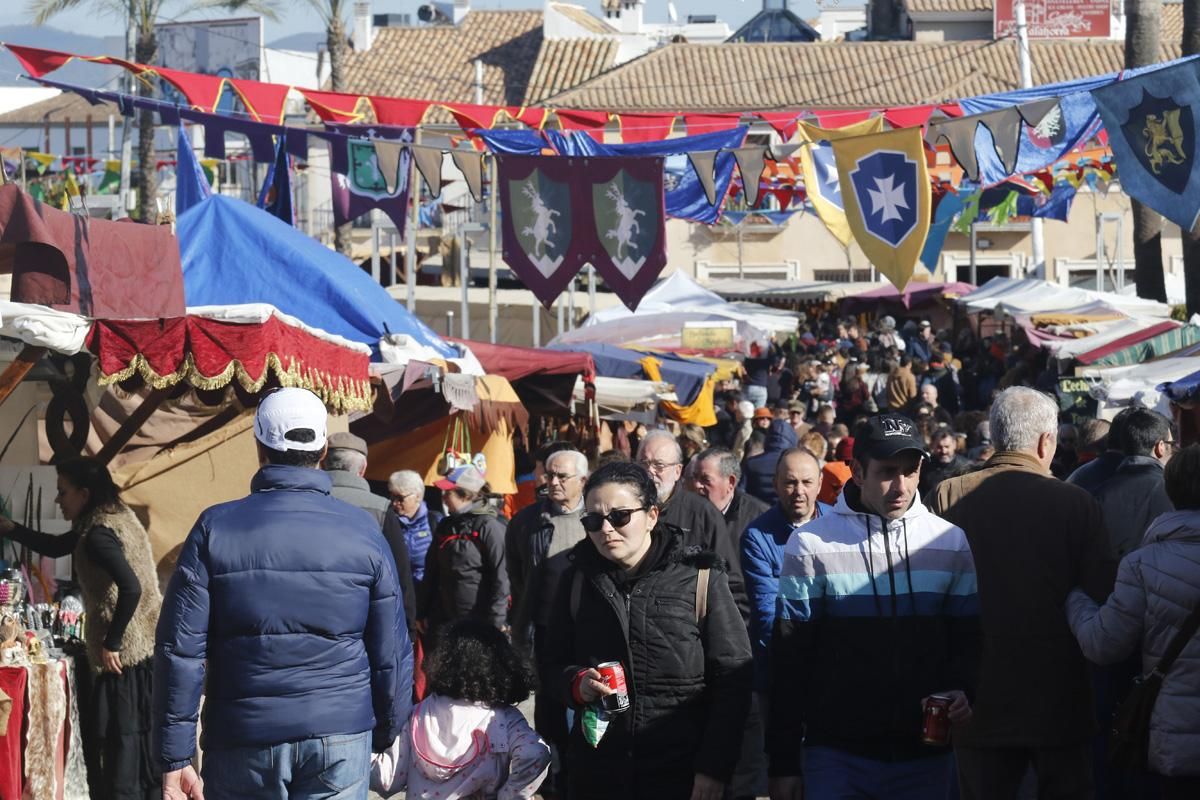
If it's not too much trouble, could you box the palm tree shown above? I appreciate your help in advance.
[300,0,353,255]
[29,0,277,222]
[1125,0,1168,302]
[1182,0,1200,315]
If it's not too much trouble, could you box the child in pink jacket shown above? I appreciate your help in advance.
[371,620,550,800]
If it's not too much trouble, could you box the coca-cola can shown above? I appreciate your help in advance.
[596,661,630,713]
[922,694,952,745]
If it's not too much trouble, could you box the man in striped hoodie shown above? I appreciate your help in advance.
[767,413,981,800]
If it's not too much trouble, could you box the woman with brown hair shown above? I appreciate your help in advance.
[0,456,162,800]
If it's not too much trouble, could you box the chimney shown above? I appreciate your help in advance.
[615,0,644,34]
[353,1,374,50]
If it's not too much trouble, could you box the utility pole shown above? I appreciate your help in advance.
[117,7,135,219]
[1014,0,1045,278]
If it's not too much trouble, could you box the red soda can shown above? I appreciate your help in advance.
[922,694,952,745]
[596,661,630,713]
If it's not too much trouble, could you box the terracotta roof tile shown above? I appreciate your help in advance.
[550,3,615,34]
[905,0,992,14]
[342,11,544,107]
[543,39,1182,110]
[525,38,619,104]
[0,91,119,125]
[1162,2,1184,41]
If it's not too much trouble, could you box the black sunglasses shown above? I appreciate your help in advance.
[581,506,649,533]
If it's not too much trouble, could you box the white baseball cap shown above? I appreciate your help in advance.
[254,388,328,452]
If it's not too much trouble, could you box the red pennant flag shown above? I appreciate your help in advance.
[617,114,675,143]
[556,109,609,133]
[370,96,431,127]
[230,78,292,124]
[444,102,502,131]
[505,107,548,129]
[755,111,802,141]
[814,109,875,128]
[684,113,741,136]
[774,188,793,211]
[5,43,75,77]
[884,105,936,129]
[938,104,964,118]
[298,89,365,122]
[156,66,226,111]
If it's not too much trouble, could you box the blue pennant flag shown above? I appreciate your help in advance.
[175,122,211,216]
[920,193,964,274]
[1092,61,1200,232]
[257,132,295,226]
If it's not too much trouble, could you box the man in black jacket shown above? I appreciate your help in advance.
[1067,409,1129,492]
[1093,408,1175,559]
[637,430,747,615]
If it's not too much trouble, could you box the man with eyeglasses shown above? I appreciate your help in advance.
[637,430,747,615]
[506,449,590,798]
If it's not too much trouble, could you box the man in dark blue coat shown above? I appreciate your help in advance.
[154,388,412,800]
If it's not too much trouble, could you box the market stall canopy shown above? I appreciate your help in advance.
[581,272,800,337]
[577,375,676,423]
[706,278,885,305]
[841,281,976,313]
[0,184,184,319]
[548,342,713,406]
[959,277,1171,319]
[1073,323,1200,367]
[1080,355,1200,416]
[449,338,595,414]
[551,311,769,356]
[1047,318,1181,360]
[177,194,454,361]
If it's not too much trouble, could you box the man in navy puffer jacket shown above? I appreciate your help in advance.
[154,388,412,800]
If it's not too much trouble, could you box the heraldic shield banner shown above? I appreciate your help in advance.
[499,154,667,310]
[331,135,411,233]
[589,158,667,311]
[1092,61,1200,232]
[499,155,589,308]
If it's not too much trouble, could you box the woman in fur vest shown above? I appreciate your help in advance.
[0,456,162,800]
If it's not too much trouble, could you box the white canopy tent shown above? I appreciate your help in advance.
[958,277,1171,319]
[1078,355,1200,416]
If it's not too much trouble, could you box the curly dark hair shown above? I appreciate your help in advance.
[56,457,122,516]
[583,460,658,509]
[423,620,536,706]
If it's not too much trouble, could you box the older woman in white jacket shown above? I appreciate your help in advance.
[1066,444,1200,799]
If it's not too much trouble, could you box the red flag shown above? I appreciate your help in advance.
[370,96,431,127]
[684,113,741,136]
[617,114,675,143]
[755,111,802,141]
[155,66,226,111]
[814,109,875,128]
[230,78,292,124]
[556,109,609,133]
[298,89,365,122]
[884,105,936,129]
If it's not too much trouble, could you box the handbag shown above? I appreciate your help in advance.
[1108,596,1200,770]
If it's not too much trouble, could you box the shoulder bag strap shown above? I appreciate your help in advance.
[1151,595,1200,679]
[695,567,710,624]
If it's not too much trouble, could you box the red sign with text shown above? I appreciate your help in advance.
[994,0,1111,39]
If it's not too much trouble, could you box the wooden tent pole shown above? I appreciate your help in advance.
[96,386,172,465]
[0,346,47,410]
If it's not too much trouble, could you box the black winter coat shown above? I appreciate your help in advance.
[722,491,767,625]
[542,528,752,800]
[1094,455,1174,560]
[659,488,749,621]
[420,505,509,631]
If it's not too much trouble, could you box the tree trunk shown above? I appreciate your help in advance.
[135,31,158,223]
[1126,0,1167,301]
[328,15,354,257]
[1182,0,1200,315]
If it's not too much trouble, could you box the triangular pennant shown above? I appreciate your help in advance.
[155,66,226,112]
[1017,98,1060,129]
[768,142,802,162]
[929,117,981,182]
[412,146,444,198]
[733,147,767,208]
[797,117,884,247]
[373,140,405,195]
[617,113,675,143]
[370,96,432,127]
[755,111,801,141]
[978,108,1023,175]
[298,88,366,122]
[451,148,485,203]
[689,151,718,206]
[175,122,211,216]
[229,78,292,125]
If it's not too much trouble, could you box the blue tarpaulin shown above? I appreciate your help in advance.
[547,342,714,406]
[178,194,455,359]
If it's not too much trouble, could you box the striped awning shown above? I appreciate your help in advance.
[1083,324,1200,368]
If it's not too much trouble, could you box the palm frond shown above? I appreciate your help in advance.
[192,0,282,23]
[26,0,100,26]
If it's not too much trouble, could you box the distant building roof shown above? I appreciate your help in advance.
[551,3,615,34]
[727,8,820,42]
[905,0,992,14]
[525,38,620,104]
[341,10,544,106]
[0,91,118,126]
[543,39,1181,111]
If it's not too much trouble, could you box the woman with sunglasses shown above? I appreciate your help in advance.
[542,461,752,800]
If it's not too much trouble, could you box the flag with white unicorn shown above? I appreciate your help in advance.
[588,157,667,311]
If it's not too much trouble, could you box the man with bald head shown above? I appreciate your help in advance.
[741,448,825,695]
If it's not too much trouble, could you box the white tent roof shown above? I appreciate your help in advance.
[958,277,1171,319]
[1080,355,1200,416]
[1047,317,1179,359]
[705,278,885,303]
[574,375,676,415]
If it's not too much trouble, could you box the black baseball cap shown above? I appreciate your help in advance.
[853,413,929,461]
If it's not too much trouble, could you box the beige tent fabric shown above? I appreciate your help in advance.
[366,414,517,494]
[111,411,349,584]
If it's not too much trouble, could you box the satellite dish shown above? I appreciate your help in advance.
[417,4,436,22]
[667,1,678,22]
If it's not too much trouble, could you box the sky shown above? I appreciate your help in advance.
[21,0,822,42]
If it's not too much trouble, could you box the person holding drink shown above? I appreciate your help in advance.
[542,461,752,800]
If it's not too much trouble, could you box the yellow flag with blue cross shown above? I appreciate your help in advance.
[796,117,883,247]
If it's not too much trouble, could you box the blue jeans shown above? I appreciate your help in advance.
[745,384,769,409]
[805,746,954,800]
[202,731,371,800]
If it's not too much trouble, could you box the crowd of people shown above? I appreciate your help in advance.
[0,309,1197,800]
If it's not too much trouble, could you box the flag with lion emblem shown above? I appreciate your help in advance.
[1092,60,1200,232]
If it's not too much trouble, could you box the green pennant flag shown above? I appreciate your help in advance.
[952,191,982,234]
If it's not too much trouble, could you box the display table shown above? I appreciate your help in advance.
[0,659,87,800]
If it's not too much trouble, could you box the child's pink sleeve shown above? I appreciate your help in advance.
[497,709,552,800]
[370,722,412,798]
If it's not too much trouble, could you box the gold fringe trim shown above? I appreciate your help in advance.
[97,351,373,414]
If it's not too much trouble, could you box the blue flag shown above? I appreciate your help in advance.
[257,132,294,226]
[175,122,211,216]
[1092,61,1200,232]
[920,193,964,274]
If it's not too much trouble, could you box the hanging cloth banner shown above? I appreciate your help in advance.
[920,192,964,274]
[688,151,719,206]
[257,133,295,225]
[833,126,931,290]
[497,154,589,308]
[733,147,767,207]
[588,156,668,310]
[1091,60,1200,232]
[372,140,405,195]
[451,149,485,203]
[411,146,445,198]
[175,122,212,217]
[330,133,411,232]
[797,116,884,247]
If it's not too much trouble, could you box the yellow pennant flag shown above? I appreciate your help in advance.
[28,151,57,174]
[796,117,883,246]
[832,126,931,290]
